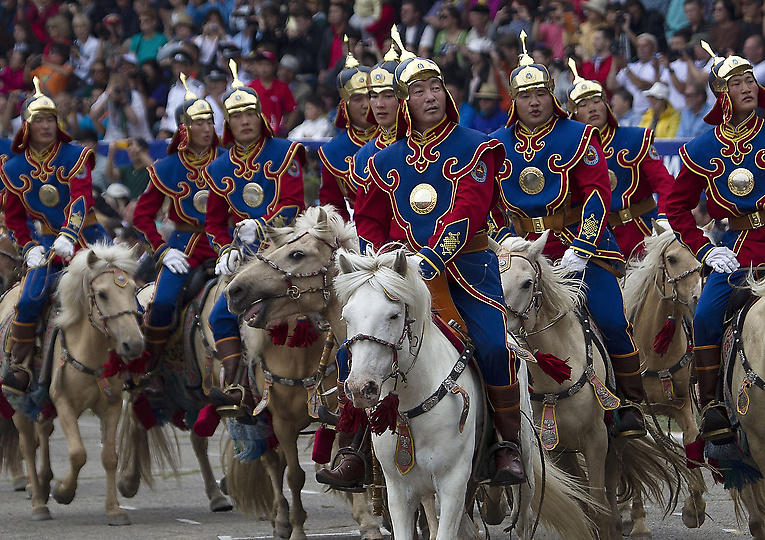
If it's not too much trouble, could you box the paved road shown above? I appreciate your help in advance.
[0,413,752,539]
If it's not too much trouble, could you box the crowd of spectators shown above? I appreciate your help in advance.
[0,0,764,225]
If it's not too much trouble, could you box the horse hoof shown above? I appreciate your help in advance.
[274,522,292,538]
[32,507,52,521]
[52,482,75,505]
[13,477,28,492]
[360,527,384,540]
[682,507,706,528]
[288,532,307,540]
[209,495,233,512]
[219,476,227,495]
[108,512,131,526]
[118,478,139,499]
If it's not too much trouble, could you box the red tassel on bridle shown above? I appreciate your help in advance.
[102,350,127,378]
[534,352,572,384]
[369,393,400,435]
[652,316,676,355]
[287,316,319,348]
[268,322,289,346]
[337,400,368,433]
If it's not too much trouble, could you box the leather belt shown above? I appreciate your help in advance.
[462,231,489,254]
[41,212,99,236]
[174,221,205,233]
[511,207,582,236]
[607,196,657,227]
[729,209,765,230]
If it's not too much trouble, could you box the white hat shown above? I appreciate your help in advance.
[105,183,130,200]
[582,0,608,16]
[643,81,669,101]
[466,36,492,54]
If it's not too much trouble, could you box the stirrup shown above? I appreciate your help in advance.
[317,405,340,426]
[700,401,734,442]
[2,365,33,396]
[487,441,525,486]
[214,384,253,418]
[316,446,367,493]
[614,401,647,439]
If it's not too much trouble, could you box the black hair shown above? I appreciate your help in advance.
[612,88,634,106]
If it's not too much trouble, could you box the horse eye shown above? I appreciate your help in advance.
[389,313,400,320]
[667,255,678,265]
[98,291,107,300]
[289,250,305,260]
[521,279,533,290]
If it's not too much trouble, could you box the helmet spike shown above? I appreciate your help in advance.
[32,76,43,97]
[343,35,360,69]
[518,30,533,66]
[391,25,416,62]
[180,73,198,101]
[700,40,721,62]
[229,59,244,89]
[568,58,583,84]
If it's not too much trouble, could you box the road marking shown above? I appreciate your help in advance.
[176,518,201,525]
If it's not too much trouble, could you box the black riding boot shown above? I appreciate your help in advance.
[695,346,733,442]
[2,321,37,394]
[612,351,647,438]
[487,382,526,485]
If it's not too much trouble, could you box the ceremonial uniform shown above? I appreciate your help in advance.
[565,62,674,258]
[354,42,525,485]
[490,34,645,438]
[204,60,306,419]
[665,46,765,441]
[0,78,109,394]
[318,53,378,221]
[133,75,223,383]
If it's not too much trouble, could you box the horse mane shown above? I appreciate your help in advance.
[55,243,137,328]
[623,230,676,321]
[501,236,585,316]
[334,248,433,341]
[748,270,765,298]
[267,205,358,252]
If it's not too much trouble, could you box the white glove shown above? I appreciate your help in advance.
[25,245,46,268]
[559,248,588,273]
[162,248,190,274]
[215,250,241,276]
[653,218,673,234]
[235,219,262,245]
[705,246,740,274]
[52,235,75,260]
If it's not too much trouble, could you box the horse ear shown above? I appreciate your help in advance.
[317,207,327,225]
[527,230,549,261]
[86,249,98,268]
[652,218,665,235]
[337,252,354,274]
[393,250,407,277]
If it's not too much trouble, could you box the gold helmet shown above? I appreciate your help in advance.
[13,77,72,153]
[169,73,218,154]
[368,41,400,94]
[221,59,273,144]
[509,31,554,98]
[700,40,765,125]
[337,35,371,101]
[565,59,618,127]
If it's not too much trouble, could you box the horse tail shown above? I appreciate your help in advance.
[532,450,600,539]
[616,425,691,516]
[220,433,274,518]
[118,398,180,489]
[0,415,19,473]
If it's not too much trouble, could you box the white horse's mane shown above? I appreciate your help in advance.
[268,205,358,251]
[622,230,676,321]
[748,271,765,298]
[334,248,433,340]
[55,243,137,328]
[501,236,585,316]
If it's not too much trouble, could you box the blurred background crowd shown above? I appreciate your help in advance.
[0,0,760,238]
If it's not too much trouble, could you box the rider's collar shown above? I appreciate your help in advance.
[410,114,449,145]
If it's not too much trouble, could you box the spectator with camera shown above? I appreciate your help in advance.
[194,10,230,67]
[71,13,102,83]
[433,4,466,67]
[616,32,667,116]
[90,72,152,142]
[492,1,533,41]
[158,51,204,137]
[676,82,712,138]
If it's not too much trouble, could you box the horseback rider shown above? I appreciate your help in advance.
[315,36,404,491]
[204,60,306,420]
[566,60,674,259]
[665,44,765,443]
[1,77,110,394]
[489,32,646,439]
[132,74,223,393]
[318,38,378,222]
[352,47,526,486]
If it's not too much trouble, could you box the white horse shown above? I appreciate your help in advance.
[334,247,598,539]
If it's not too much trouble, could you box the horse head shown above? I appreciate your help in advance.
[335,249,430,410]
[55,244,144,360]
[225,205,356,328]
[653,221,702,313]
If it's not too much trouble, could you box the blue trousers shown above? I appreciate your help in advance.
[578,262,637,357]
[337,249,514,387]
[209,293,240,343]
[694,269,745,348]
[146,267,193,328]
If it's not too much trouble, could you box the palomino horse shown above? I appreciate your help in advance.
[623,224,706,533]
[332,248,597,539]
[497,233,689,539]
[117,277,233,514]
[225,206,383,540]
[724,273,765,538]
[2,244,144,524]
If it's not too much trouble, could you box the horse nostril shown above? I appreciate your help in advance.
[227,284,243,305]
[361,381,379,400]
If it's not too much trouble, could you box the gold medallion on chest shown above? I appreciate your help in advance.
[608,170,618,191]
[193,189,209,213]
[243,182,265,207]
[728,168,755,197]
[39,184,59,207]
[519,166,545,195]
[410,183,437,214]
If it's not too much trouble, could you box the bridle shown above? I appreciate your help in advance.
[503,253,543,322]
[342,304,423,387]
[653,250,702,308]
[250,232,340,306]
[86,267,142,338]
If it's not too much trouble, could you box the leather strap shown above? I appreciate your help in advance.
[462,231,489,254]
[174,221,205,233]
[511,205,582,236]
[426,273,467,332]
[729,209,765,230]
[607,196,657,227]
[41,212,99,236]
